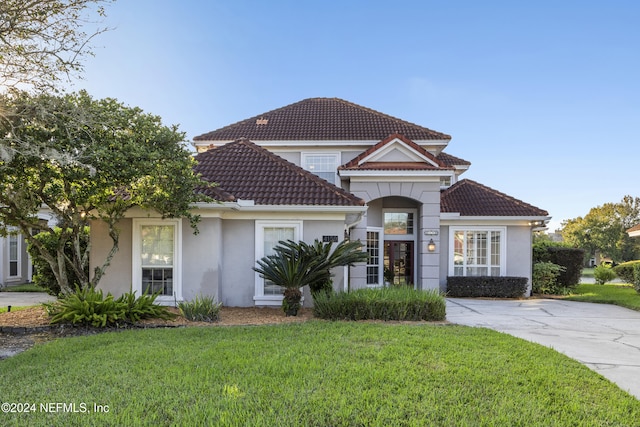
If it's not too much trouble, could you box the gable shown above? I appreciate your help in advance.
[340,133,451,173]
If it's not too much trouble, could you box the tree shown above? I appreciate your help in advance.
[0,0,112,93]
[0,90,209,294]
[561,196,640,263]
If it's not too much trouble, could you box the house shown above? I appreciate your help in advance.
[91,98,550,306]
[0,233,29,288]
[0,210,56,289]
[627,224,640,238]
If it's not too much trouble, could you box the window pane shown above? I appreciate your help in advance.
[384,213,413,235]
[9,235,18,277]
[263,227,295,295]
[366,231,380,284]
[141,225,174,266]
[140,225,174,296]
[454,229,502,277]
[142,268,173,296]
[305,155,336,184]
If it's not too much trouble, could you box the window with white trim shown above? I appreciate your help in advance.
[255,221,302,304]
[302,153,339,184]
[8,234,20,278]
[450,227,506,277]
[133,219,182,302]
[366,228,383,286]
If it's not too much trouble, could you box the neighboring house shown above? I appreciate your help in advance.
[0,210,56,288]
[0,232,29,288]
[92,98,550,306]
[627,224,640,238]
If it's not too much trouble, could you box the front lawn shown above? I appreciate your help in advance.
[1,322,639,426]
[565,283,640,311]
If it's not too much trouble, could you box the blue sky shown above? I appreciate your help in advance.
[75,1,640,232]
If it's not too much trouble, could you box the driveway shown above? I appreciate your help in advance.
[447,298,640,400]
[0,292,56,309]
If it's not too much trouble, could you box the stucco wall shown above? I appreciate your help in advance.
[182,217,221,301]
[220,219,255,307]
[91,218,132,297]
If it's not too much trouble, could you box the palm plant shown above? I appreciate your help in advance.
[254,239,368,315]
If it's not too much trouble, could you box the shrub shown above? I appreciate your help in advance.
[45,287,175,327]
[545,247,584,287]
[633,264,640,293]
[27,227,90,296]
[312,287,445,321]
[446,276,528,298]
[594,264,617,285]
[613,261,640,284]
[532,262,568,295]
[178,295,222,322]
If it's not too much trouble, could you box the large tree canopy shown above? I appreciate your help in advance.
[560,195,640,263]
[0,90,209,294]
[0,0,111,92]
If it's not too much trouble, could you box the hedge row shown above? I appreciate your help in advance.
[446,276,528,298]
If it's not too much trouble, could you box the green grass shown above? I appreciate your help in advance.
[2,283,48,292]
[1,322,639,426]
[565,283,640,310]
[0,305,33,314]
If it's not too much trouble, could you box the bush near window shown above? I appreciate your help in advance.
[594,264,617,285]
[532,262,568,295]
[44,287,175,327]
[447,276,528,298]
[312,287,445,321]
[178,295,222,322]
[613,260,640,284]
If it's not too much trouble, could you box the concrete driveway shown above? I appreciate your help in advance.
[0,292,56,309]
[447,298,640,400]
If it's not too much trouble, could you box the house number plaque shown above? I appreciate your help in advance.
[322,235,339,242]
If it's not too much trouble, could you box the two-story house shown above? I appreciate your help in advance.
[91,98,549,306]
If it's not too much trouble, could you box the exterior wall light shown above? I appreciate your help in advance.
[427,239,436,252]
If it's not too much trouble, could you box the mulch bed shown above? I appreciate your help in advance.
[0,305,315,360]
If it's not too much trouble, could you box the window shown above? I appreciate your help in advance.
[133,219,182,302]
[384,212,414,235]
[255,221,302,305]
[366,228,383,286]
[451,227,505,277]
[8,234,20,278]
[302,153,339,184]
[440,176,452,188]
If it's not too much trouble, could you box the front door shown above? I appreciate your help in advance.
[384,241,414,286]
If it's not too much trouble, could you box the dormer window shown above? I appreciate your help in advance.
[302,153,339,184]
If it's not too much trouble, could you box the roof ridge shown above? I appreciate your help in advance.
[193,98,452,141]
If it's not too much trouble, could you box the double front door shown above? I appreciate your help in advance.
[384,241,414,286]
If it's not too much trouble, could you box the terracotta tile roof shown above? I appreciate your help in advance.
[194,98,451,142]
[436,152,471,167]
[441,179,548,217]
[193,138,365,206]
[339,133,451,172]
